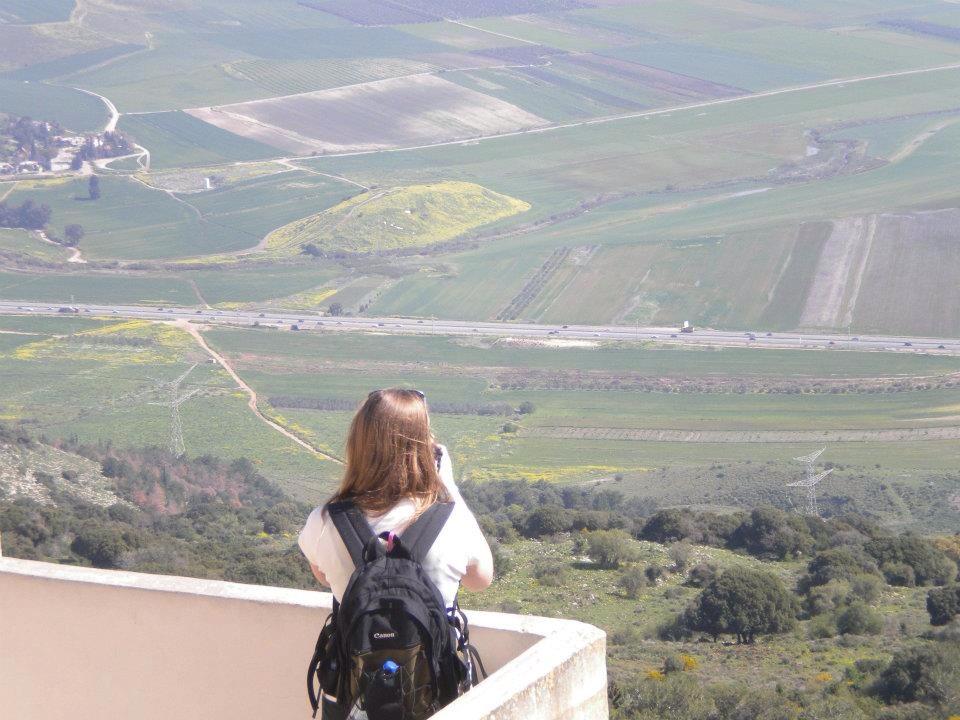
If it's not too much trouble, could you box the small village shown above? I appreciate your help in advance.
[0,115,132,178]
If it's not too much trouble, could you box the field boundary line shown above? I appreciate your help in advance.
[444,18,541,45]
[527,425,960,443]
[174,320,343,464]
[276,159,370,190]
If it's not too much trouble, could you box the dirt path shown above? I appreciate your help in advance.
[71,86,119,132]
[276,159,370,190]
[889,117,960,163]
[174,320,343,464]
[445,18,541,45]
[0,182,16,202]
[529,425,960,443]
[188,280,210,309]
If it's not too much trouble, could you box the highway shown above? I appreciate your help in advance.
[1,301,958,355]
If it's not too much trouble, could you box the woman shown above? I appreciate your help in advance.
[298,387,493,614]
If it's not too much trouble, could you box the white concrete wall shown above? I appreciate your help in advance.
[0,558,607,720]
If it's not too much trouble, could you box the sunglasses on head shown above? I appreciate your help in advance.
[368,389,425,400]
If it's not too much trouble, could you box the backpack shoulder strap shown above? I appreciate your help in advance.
[400,501,454,563]
[327,500,374,567]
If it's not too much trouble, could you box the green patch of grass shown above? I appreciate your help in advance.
[118,112,279,170]
[0,79,107,132]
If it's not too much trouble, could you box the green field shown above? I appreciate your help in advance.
[118,112,279,170]
[0,80,107,132]
[0,0,75,25]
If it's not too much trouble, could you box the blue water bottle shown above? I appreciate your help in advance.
[364,659,404,720]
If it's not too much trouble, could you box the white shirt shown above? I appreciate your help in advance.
[298,446,489,608]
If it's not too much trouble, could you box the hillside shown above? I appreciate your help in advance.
[2,432,957,720]
[263,181,530,256]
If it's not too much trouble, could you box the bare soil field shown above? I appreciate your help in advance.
[187,74,548,154]
[563,53,745,100]
[799,215,877,329]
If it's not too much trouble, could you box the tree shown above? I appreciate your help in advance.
[70,523,131,568]
[63,224,84,247]
[88,175,101,200]
[641,508,698,543]
[327,302,343,316]
[586,529,639,569]
[523,505,570,537]
[865,536,957,586]
[926,585,960,626]
[802,547,879,589]
[517,401,536,415]
[683,567,799,643]
[730,507,813,559]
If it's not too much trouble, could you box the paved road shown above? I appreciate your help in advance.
[2,301,958,355]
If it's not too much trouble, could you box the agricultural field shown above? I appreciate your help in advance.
[188,74,548,154]
[0,0,959,531]
[0,0,75,25]
[1,0,959,336]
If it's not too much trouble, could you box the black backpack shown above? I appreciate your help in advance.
[307,500,486,720]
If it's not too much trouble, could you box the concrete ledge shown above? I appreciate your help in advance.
[0,558,607,720]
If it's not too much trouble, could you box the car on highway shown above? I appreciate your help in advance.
[904,342,912,347]
[828,341,835,346]
[938,344,946,349]
[851,337,860,341]
[258,313,265,318]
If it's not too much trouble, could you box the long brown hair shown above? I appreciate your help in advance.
[330,388,450,514]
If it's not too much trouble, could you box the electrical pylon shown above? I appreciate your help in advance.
[147,364,201,457]
[787,447,832,517]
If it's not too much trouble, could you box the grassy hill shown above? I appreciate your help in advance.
[263,181,530,256]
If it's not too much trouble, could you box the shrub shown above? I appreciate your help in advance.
[532,560,568,587]
[662,654,685,674]
[883,562,917,587]
[517,401,535,414]
[617,567,647,599]
[867,536,957,586]
[805,579,852,616]
[809,613,837,639]
[873,643,960,708]
[687,561,718,588]
[645,563,665,583]
[926,585,960,626]
[836,601,883,636]
[586,529,639,569]
[669,541,693,571]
